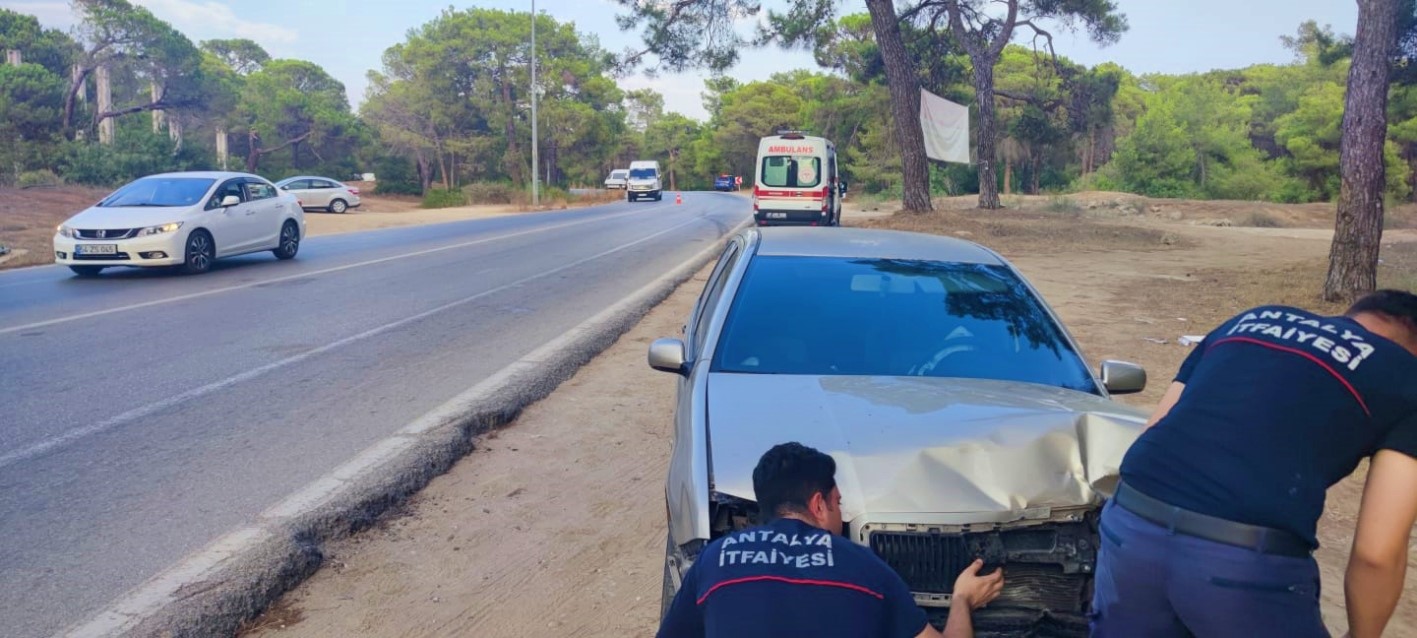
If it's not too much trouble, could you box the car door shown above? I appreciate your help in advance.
[241,179,284,250]
[203,178,251,256]
[314,179,343,208]
[278,179,311,208]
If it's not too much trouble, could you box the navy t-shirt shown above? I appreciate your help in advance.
[656,517,928,638]
[1121,305,1417,547]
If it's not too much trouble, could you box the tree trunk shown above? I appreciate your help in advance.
[1003,160,1012,195]
[64,65,91,135]
[972,60,1002,209]
[1324,0,1399,302]
[865,0,932,212]
[1030,153,1041,195]
[500,75,524,185]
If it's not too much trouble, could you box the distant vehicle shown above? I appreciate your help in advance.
[54,171,305,277]
[649,226,1149,633]
[275,175,361,213]
[627,160,663,202]
[753,130,845,227]
[604,169,630,190]
[713,174,735,192]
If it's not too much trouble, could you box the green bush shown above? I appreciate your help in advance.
[421,188,467,208]
[371,155,422,195]
[463,181,518,204]
[58,126,212,186]
[18,169,62,188]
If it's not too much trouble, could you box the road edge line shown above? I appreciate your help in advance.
[59,218,750,638]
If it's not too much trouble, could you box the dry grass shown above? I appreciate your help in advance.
[0,185,111,268]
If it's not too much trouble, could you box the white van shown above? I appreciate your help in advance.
[626,160,662,202]
[604,169,629,190]
[753,131,844,226]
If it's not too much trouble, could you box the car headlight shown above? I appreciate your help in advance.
[57,224,77,238]
[136,222,183,236]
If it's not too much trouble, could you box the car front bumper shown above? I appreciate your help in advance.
[53,232,187,267]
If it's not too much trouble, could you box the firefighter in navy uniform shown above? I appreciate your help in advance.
[657,442,1004,638]
[1089,290,1417,638]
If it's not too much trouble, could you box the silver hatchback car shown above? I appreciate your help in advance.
[647,227,1149,635]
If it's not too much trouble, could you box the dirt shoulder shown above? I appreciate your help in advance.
[242,204,1417,637]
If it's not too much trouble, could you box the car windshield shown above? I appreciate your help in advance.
[761,155,820,188]
[99,177,215,208]
[711,256,1098,393]
[629,168,656,179]
[611,171,628,178]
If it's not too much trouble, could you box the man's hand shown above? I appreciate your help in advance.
[1346,450,1417,638]
[952,559,1004,610]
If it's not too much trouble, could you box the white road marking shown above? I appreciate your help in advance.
[0,206,668,336]
[0,215,704,472]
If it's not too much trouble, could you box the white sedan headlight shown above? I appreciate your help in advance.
[136,222,183,236]
[57,224,77,238]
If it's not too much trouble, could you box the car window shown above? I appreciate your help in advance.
[689,241,743,356]
[206,179,246,209]
[710,256,1098,393]
[761,155,821,188]
[99,177,216,208]
[245,181,277,201]
[284,179,312,190]
[629,167,657,179]
[314,180,337,189]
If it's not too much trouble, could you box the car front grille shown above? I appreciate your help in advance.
[870,532,973,592]
[868,521,1096,616]
[77,228,136,239]
[73,252,131,261]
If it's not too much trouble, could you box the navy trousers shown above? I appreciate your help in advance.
[1088,499,1329,637]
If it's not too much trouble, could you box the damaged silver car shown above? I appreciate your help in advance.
[648,227,1150,636]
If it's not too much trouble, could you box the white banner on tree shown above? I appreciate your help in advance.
[919,88,970,164]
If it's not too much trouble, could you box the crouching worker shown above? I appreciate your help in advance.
[656,442,1003,638]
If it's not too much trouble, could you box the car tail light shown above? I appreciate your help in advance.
[348,188,360,195]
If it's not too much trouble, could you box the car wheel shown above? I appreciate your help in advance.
[181,230,215,275]
[69,265,104,277]
[328,198,348,214]
[273,220,300,260]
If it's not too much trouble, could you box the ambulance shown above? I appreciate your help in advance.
[752,131,845,226]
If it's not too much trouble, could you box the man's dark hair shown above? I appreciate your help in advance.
[1347,289,1417,332]
[752,442,837,520]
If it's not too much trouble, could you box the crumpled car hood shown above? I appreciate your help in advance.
[707,374,1147,522]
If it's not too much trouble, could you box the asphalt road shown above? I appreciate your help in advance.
[0,192,749,637]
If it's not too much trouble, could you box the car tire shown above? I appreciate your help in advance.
[69,265,104,277]
[181,230,215,275]
[273,220,300,260]
[328,198,348,214]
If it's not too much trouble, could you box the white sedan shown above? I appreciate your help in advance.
[53,171,307,277]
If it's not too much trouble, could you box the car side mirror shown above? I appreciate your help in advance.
[1100,360,1147,394]
[220,195,241,208]
[280,185,289,190]
[648,338,688,375]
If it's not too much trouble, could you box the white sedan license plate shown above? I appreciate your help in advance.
[766,212,787,219]
[76,244,117,255]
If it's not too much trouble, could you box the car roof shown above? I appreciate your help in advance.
[276,175,339,182]
[143,171,261,180]
[752,227,1006,265]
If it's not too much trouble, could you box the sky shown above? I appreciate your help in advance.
[1,0,1359,121]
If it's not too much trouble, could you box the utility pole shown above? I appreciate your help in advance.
[530,0,540,207]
